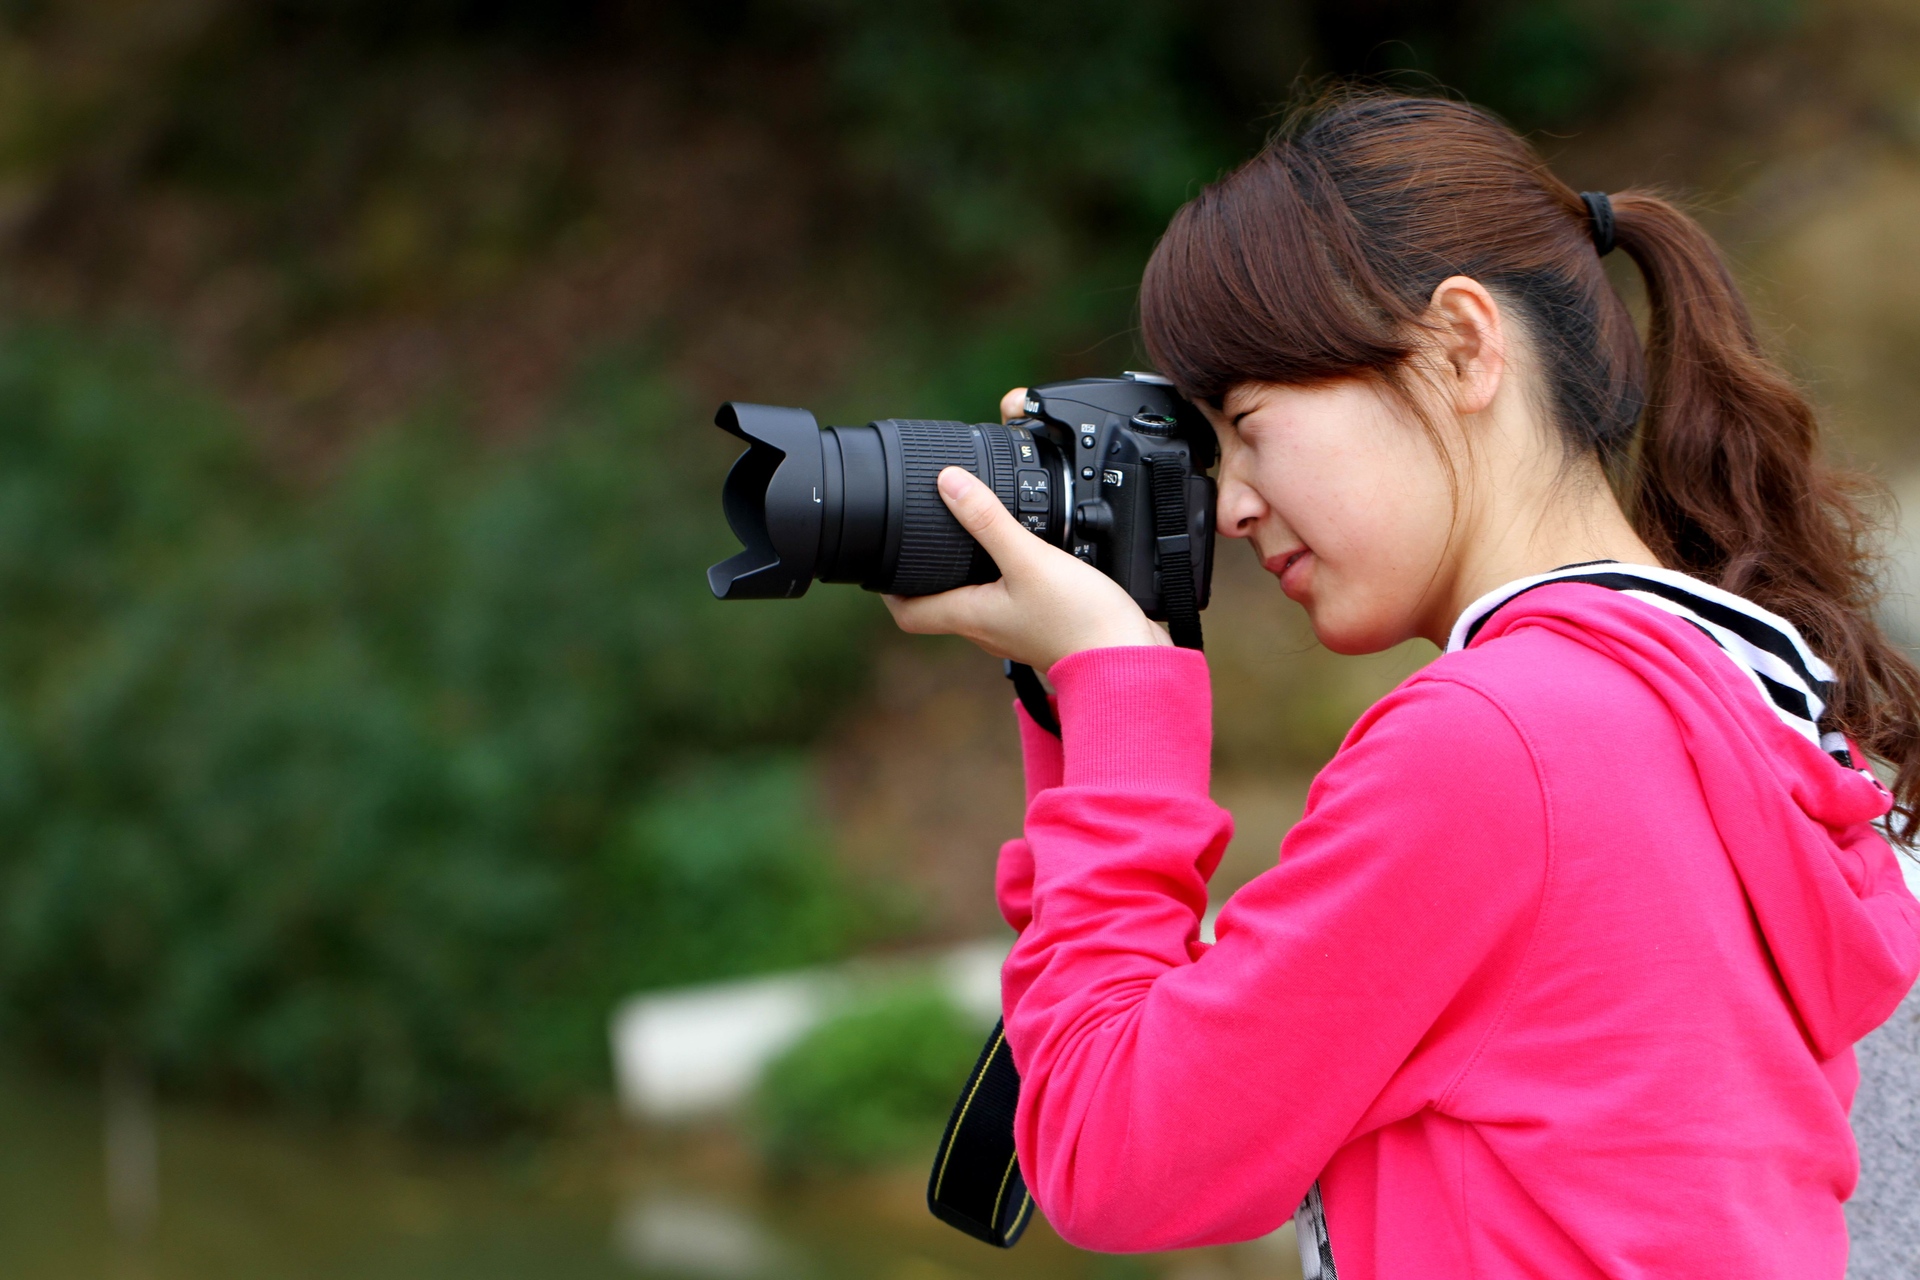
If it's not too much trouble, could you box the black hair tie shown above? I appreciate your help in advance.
[1579,191,1616,257]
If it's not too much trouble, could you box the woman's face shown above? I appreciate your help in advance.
[1208,378,1459,655]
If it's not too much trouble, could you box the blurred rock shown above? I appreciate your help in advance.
[610,940,1007,1121]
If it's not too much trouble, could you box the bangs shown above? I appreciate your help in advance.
[1139,108,1423,407]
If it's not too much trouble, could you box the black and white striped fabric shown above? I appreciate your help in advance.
[1447,561,1856,769]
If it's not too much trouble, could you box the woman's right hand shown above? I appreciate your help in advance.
[882,467,1169,670]
[880,383,1172,669]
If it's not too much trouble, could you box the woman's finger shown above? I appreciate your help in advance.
[883,585,1010,642]
[882,590,947,635]
[937,467,1038,573]
[999,387,1029,424]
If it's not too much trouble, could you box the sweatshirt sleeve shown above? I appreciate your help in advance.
[1004,647,1548,1251]
[995,700,1064,934]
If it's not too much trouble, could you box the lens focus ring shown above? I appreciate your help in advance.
[886,419,984,595]
[979,424,1017,512]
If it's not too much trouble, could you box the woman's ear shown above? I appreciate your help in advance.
[1427,275,1506,416]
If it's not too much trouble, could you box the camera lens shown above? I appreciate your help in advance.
[708,404,1063,600]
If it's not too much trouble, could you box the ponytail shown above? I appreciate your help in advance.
[1613,194,1920,841]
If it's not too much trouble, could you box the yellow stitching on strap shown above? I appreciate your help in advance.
[931,1028,1004,1202]
[989,1149,1020,1224]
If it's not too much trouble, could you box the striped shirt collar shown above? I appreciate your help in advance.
[1447,560,1852,765]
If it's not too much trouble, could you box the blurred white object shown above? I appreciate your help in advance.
[615,1191,793,1278]
[938,937,1011,1023]
[612,973,833,1119]
[610,938,1010,1120]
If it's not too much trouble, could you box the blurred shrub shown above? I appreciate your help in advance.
[756,985,981,1174]
[0,326,890,1127]
[605,760,866,991]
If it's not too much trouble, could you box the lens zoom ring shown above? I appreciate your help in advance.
[981,423,1017,509]
[889,419,981,594]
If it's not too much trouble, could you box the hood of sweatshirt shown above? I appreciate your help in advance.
[1467,578,1920,1059]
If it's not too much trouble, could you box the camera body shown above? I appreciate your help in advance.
[707,372,1216,623]
[1000,374,1216,620]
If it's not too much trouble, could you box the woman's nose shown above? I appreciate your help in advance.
[1215,473,1265,540]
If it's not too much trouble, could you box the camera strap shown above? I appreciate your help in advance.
[1004,660,1058,736]
[1146,453,1204,651]
[932,463,1206,1248]
[926,1018,1035,1246]
[930,670,1045,1248]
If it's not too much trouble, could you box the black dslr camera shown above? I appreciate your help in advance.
[706,373,1217,634]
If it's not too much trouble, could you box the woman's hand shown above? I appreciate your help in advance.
[883,465,1171,670]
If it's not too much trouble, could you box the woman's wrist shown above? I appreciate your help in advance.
[1050,646,1213,797]
[1043,617,1174,671]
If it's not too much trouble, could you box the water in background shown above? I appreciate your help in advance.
[0,1063,1301,1280]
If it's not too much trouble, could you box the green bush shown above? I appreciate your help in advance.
[0,327,890,1127]
[756,986,983,1174]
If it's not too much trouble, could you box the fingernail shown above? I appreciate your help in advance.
[938,467,970,497]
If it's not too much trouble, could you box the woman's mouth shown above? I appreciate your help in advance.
[1268,548,1312,598]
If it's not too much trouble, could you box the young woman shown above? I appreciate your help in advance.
[886,94,1920,1278]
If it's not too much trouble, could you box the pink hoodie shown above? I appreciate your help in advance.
[996,582,1920,1278]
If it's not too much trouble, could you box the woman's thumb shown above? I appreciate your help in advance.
[937,466,1029,565]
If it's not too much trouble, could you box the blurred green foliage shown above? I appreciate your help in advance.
[1312,0,1801,125]
[807,0,1784,283]
[756,985,981,1173]
[0,326,887,1127]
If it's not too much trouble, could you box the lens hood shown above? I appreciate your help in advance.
[707,402,825,599]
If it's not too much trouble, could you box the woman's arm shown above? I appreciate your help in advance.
[1002,646,1548,1251]
[996,700,1062,933]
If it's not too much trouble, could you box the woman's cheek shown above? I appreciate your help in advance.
[1305,537,1426,655]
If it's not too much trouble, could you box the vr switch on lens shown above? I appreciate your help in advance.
[707,374,1218,646]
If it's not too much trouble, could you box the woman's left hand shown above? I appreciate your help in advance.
[883,466,1171,670]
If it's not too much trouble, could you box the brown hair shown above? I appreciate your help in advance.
[1141,91,1920,842]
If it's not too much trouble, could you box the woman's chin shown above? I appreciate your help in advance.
[1305,606,1408,657]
